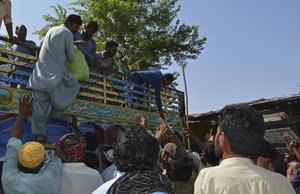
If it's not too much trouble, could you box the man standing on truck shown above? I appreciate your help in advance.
[11,24,37,88]
[27,14,82,142]
[93,40,120,76]
[74,20,99,65]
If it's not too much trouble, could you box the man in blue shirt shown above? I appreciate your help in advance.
[1,95,62,194]
[11,24,37,88]
[12,24,36,63]
[131,70,175,120]
[74,21,98,65]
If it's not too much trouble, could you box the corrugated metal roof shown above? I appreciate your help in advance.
[189,93,300,154]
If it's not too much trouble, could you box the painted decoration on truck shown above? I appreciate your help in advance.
[0,86,182,129]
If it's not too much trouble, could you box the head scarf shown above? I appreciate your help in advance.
[18,141,45,168]
[55,133,86,162]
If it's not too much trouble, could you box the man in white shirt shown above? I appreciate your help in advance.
[55,133,103,194]
[194,105,295,194]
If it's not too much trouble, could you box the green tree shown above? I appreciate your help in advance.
[33,4,68,39]
[35,0,207,72]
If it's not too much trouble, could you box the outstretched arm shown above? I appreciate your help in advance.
[290,141,300,161]
[71,115,82,134]
[11,95,33,139]
[136,113,155,136]
[135,113,149,130]
[205,128,215,142]
[283,132,293,154]
[155,118,175,145]
[184,127,204,151]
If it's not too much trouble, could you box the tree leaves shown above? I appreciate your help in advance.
[35,0,207,71]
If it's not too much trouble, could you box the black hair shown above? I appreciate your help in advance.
[272,157,286,176]
[113,128,159,172]
[15,24,26,32]
[203,141,219,166]
[84,132,99,151]
[218,104,265,157]
[164,73,175,82]
[168,153,193,181]
[84,152,99,170]
[84,21,99,32]
[64,14,83,26]
[17,161,44,174]
[105,40,119,49]
[259,140,278,160]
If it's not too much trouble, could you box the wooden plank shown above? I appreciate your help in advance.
[86,78,105,87]
[0,67,14,73]
[106,89,120,96]
[80,85,104,93]
[80,85,119,96]
[78,92,104,100]
[89,72,104,79]
[0,48,37,61]
[78,91,125,105]
[148,88,179,99]
[161,91,179,99]
[0,56,27,66]
[0,36,40,51]
[106,97,125,104]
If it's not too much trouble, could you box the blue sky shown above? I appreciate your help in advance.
[1,0,299,114]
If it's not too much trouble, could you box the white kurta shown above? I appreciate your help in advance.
[58,162,104,194]
[28,24,79,134]
[194,157,295,194]
[28,24,76,92]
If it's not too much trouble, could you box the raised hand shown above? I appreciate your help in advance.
[135,113,148,130]
[19,94,33,116]
[205,128,214,141]
[155,118,175,144]
[283,132,290,143]
[12,94,33,138]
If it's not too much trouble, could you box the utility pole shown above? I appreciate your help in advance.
[179,60,191,150]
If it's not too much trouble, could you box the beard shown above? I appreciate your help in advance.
[214,139,223,161]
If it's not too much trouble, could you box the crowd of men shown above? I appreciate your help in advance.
[1,94,299,194]
[1,0,300,194]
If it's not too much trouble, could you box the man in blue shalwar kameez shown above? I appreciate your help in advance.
[131,70,175,120]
